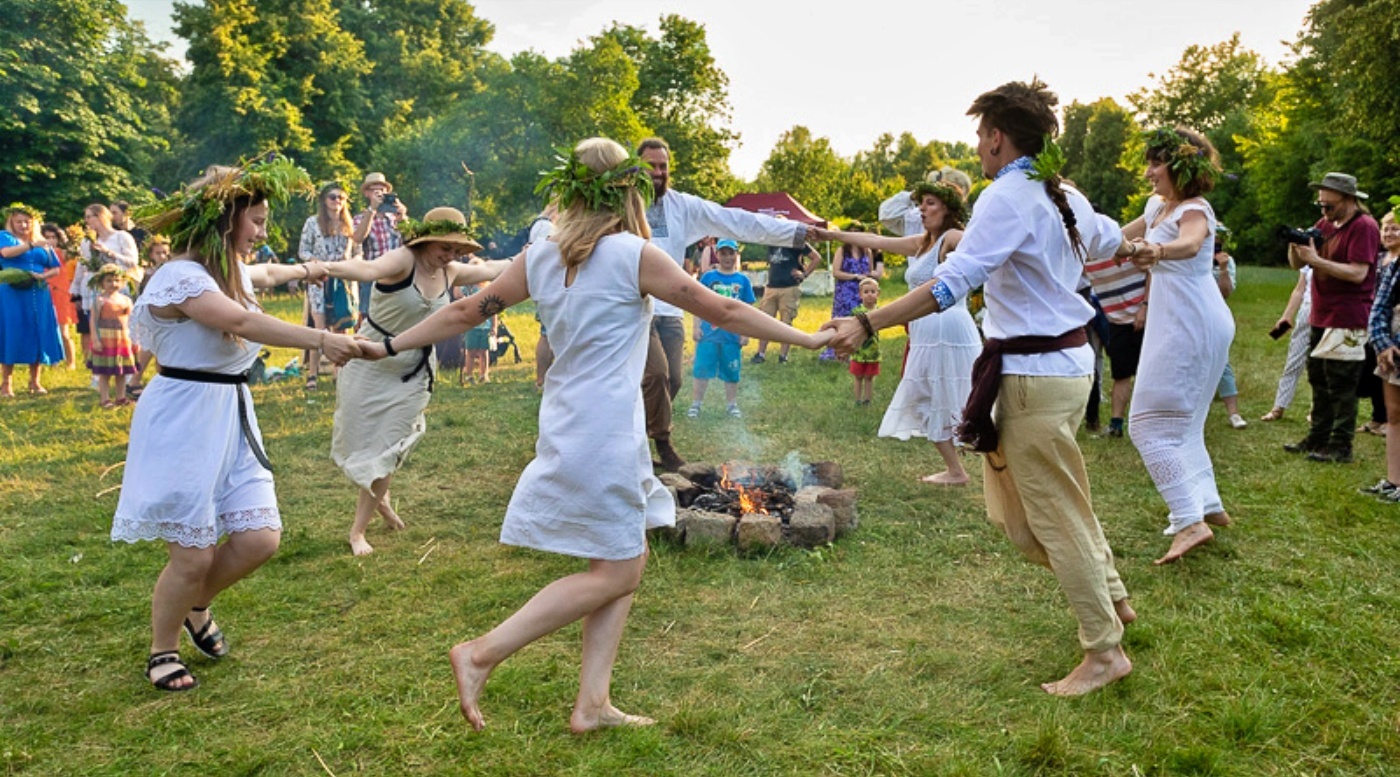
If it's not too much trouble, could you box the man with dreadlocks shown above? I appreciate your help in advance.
[825,79,1138,696]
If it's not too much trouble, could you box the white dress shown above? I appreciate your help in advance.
[502,233,674,560]
[331,266,447,488]
[112,260,280,548]
[1129,197,1235,533]
[879,233,981,442]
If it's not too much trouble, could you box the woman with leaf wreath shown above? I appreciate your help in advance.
[356,137,830,732]
[811,182,979,485]
[111,156,359,692]
[1118,127,1234,566]
[316,206,510,556]
[0,203,65,395]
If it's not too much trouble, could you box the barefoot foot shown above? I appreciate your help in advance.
[1204,510,1232,527]
[449,641,494,731]
[349,534,374,556]
[1154,522,1213,565]
[920,471,969,486]
[1040,645,1132,696]
[570,702,656,734]
[377,499,405,531]
[1114,598,1137,625]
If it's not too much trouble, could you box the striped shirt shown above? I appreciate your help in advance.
[1083,257,1147,325]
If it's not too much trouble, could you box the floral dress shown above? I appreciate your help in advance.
[821,250,873,360]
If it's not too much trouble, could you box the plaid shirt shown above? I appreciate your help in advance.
[1369,258,1399,353]
[352,210,403,261]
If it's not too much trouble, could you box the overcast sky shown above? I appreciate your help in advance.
[128,0,1318,179]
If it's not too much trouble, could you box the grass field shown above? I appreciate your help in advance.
[1,266,1398,776]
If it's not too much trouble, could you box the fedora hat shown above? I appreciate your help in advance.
[360,172,394,194]
[1309,172,1368,199]
[404,207,483,253]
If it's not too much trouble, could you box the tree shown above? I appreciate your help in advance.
[0,0,183,219]
[1060,98,1139,219]
[752,126,848,221]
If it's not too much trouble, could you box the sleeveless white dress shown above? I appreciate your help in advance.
[878,233,981,442]
[113,260,280,547]
[1129,196,1235,533]
[331,266,448,488]
[501,233,674,560]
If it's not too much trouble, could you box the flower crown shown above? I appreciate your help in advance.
[909,180,969,227]
[397,217,471,244]
[135,153,313,274]
[6,202,43,222]
[86,262,135,289]
[535,148,655,214]
[1143,127,1221,190]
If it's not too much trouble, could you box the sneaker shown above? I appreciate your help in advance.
[750,353,766,364]
[778,354,789,364]
[1360,479,1398,496]
[1106,425,1124,439]
[1284,438,1325,454]
[726,403,742,418]
[686,404,700,419]
[1229,414,1247,429]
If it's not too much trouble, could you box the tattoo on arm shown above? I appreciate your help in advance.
[477,294,507,318]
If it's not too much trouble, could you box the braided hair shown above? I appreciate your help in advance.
[967,78,1086,259]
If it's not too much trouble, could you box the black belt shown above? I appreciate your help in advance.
[364,314,435,392]
[158,366,273,472]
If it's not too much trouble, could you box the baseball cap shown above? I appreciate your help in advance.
[715,239,739,251]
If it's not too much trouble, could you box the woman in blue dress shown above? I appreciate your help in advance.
[0,203,64,396]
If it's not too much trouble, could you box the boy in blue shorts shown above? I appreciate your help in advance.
[688,239,755,418]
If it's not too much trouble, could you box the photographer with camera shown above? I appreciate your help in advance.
[1282,172,1380,464]
[352,172,408,323]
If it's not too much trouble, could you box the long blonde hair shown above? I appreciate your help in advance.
[5,212,41,242]
[552,138,651,269]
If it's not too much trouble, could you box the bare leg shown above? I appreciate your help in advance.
[29,363,44,393]
[60,327,76,369]
[921,439,969,485]
[377,485,404,530]
[115,374,128,401]
[0,364,11,396]
[450,553,647,731]
[150,543,217,687]
[98,375,111,405]
[570,592,654,733]
[1040,644,1133,696]
[1154,521,1214,565]
[349,477,392,555]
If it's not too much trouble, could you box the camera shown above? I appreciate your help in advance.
[1277,225,1324,246]
[376,193,399,214]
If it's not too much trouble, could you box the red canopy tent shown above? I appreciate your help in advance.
[722,192,828,227]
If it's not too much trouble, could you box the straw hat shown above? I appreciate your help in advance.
[360,172,394,195]
[402,207,483,253]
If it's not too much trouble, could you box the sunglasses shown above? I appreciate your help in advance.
[1315,201,1339,211]
[326,194,346,201]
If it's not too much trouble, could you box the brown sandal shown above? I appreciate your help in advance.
[1259,408,1285,422]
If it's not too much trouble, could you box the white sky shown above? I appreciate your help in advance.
[128,0,1318,179]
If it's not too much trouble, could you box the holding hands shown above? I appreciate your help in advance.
[320,331,364,365]
[819,317,867,357]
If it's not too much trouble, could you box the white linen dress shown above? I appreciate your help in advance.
[1129,196,1235,533]
[112,260,280,547]
[331,267,447,488]
[501,233,674,560]
[878,233,981,442]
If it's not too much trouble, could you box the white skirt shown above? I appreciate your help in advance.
[879,304,980,443]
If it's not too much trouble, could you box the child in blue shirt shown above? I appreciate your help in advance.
[688,239,755,418]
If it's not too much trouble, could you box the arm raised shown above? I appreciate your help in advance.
[447,258,513,287]
[370,254,531,356]
[322,245,416,283]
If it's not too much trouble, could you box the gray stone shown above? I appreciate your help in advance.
[659,473,700,506]
[736,513,782,550]
[678,509,735,547]
[786,499,835,548]
[677,462,717,485]
[816,489,858,536]
[804,461,844,489]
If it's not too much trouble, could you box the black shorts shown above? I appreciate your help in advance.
[76,306,91,334]
[1104,321,1145,380]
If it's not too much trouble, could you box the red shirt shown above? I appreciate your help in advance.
[1309,211,1379,329]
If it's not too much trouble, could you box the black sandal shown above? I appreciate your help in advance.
[184,607,229,659]
[147,651,198,692]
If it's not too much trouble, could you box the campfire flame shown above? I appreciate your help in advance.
[720,465,768,515]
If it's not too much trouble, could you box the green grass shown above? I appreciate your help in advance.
[2,268,1399,776]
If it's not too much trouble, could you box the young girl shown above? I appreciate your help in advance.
[355,137,829,732]
[848,278,882,405]
[463,260,496,384]
[88,264,137,406]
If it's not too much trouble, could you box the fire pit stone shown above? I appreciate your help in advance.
[788,488,836,547]
[737,513,782,550]
[677,508,735,547]
[816,489,859,536]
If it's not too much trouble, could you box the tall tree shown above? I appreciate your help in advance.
[1060,98,1139,219]
[753,126,846,220]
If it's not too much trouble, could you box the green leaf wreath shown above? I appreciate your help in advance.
[135,153,313,275]
[1143,127,1221,190]
[1028,135,1067,183]
[397,217,471,244]
[5,202,44,223]
[909,180,969,228]
[534,147,655,214]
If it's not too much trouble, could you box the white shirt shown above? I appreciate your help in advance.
[644,189,806,318]
[526,216,555,246]
[73,230,140,312]
[933,170,1122,376]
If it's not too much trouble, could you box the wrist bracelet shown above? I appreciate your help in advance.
[855,311,876,338]
[383,336,398,356]
[303,263,312,280]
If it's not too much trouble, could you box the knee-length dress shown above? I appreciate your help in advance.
[0,232,64,366]
[90,293,137,375]
[113,260,280,548]
[332,266,447,488]
[821,251,873,360]
[502,233,674,560]
[1128,196,1235,533]
[878,233,981,442]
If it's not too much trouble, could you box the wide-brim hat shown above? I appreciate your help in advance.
[360,172,394,194]
[404,207,483,253]
[1309,172,1368,199]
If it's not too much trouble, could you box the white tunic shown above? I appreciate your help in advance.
[879,233,980,442]
[501,233,674,560]
[1130,197,1234,532]
[112,260,279,548]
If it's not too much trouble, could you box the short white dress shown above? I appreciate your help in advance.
[879,233,981,442]
[501,233,674,560]
[1129,196,1235,533]
[331,266,447,488]
[112,260,280,548]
